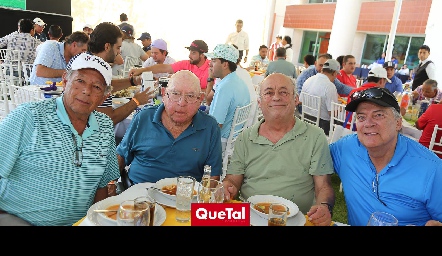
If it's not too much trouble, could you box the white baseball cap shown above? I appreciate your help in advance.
[33,17,46,26]
[66,52,112,87]
[368,66,391,83]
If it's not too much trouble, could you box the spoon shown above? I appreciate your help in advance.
[93,209,118,213]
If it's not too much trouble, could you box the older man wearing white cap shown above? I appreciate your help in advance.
[0,52,119,226]
[206,43,250,152]
[142,38,176,79]
[300,58,340,135]
[33,17,47,42]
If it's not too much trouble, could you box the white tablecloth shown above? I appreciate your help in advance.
[400,118,422,141]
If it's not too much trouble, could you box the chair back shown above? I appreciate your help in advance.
[429,124,442,156]
[22,63,33,86]
[222,102,253,179]
[9,84,43,109]
[122,56,141,78]
[329,102,356,142]
[0,64,11,119]
[299,91,321,126]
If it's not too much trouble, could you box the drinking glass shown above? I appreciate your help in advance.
[268,203,288,226]
[116,199,150,226]
[175,176,196,223]
[367,211,398,226]
[134,195,156,226]
[197,179,224,203]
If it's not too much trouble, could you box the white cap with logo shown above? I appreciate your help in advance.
[66,52,112,87]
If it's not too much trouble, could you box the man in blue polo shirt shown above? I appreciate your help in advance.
[116,70,222,186]
[383,61,403,94]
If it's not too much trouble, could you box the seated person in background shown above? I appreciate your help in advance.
[397,64,410,76]
[129,39,211,94]
[142,38,176,79]
[346,66,390,107]
[411,78,442,105]
[336,55,344,70]
[246,44,270,71]
[391,56,398,69]
[415,100,442,158]
[264,47,296,79]
[83,24,94,36]
[304,54,316,68]
[222,73,335,226]
[206,44,250,152]
[112,25,149,76]
[30,31,89,85]
[116,70,222,187]
[383,61,403,94]
[0,52,119,226]
[336,55,357,91]
[330,87,442,226]
[376,52,385,65]
[300,59,339,136]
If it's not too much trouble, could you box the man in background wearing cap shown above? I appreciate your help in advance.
[0,52,120,226]
[142,38,176,79]
[83,24,94,37]
[137,32,151,53]
[30,31,90,86]
[300,59,339,136]
[346,66,390,110]
[129,39,211,92]
[206,43,250,153]
[383,61,403,94]
[112,25,149,77]
[330,87,442,226]
[33,17,47,42]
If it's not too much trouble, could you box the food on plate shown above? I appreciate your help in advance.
[161,184,177,195]
[253,202,290,215]
[104,204,121,220]
[161,184,197,196]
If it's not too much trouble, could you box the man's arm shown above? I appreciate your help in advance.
[111,75,142,93]
[96,87,155,125]
[306,174,335,226]
[35,64,65,78]
[333,78,353,96]
[222,174,244,201]
[129,64,174,77]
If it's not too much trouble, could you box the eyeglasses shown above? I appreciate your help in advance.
[72,133,83,167]
[372,175,387,206]
[166,92,199,104]
[350,87,395,102]
[260,90,291,99]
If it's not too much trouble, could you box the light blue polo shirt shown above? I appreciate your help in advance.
[209,71,250,139]
[30,41,66,85]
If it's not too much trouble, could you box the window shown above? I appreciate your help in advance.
[298,31,330,63]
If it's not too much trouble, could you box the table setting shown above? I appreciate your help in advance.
[74,179,348,226]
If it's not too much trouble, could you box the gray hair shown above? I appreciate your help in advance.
[423,79,438,89]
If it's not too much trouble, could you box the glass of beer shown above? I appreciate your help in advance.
[134,195,156,226]
[268,203,288,226]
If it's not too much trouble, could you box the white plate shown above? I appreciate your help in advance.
[87,197,166,226]
[112,97,130,109]
[247,194,299,218]
[154,177,198,200]
[147,187,198,209]
[250,208,306,226]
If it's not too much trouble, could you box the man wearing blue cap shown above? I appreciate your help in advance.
[137,32,152,53]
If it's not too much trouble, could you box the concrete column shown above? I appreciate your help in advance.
[423,0,442,89]
[328,0,363,59]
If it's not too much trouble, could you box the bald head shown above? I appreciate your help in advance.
[167,70,201,94]
[260,73,296,96]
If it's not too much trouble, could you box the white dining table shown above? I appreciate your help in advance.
[400,118,422,141]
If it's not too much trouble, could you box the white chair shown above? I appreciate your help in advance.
[122,56,141,78]
[9,85,44,109]
[22,63,33,86]
[222,102,253,179]
[429,124,442,156]
[299,91,321,127]
[329,102,356,144]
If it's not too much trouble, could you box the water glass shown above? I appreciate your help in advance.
[134,195,156,226]
[197,179,224,203]
[367,211,398,226]
[268,203,288,226]
[116,199,150,226]
[175,176,196,223]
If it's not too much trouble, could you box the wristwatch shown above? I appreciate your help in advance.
[321,202,333,217]
[207,77,214,82]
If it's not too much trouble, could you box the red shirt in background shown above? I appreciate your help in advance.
[416,104,442,158]
[337,69,357,97]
